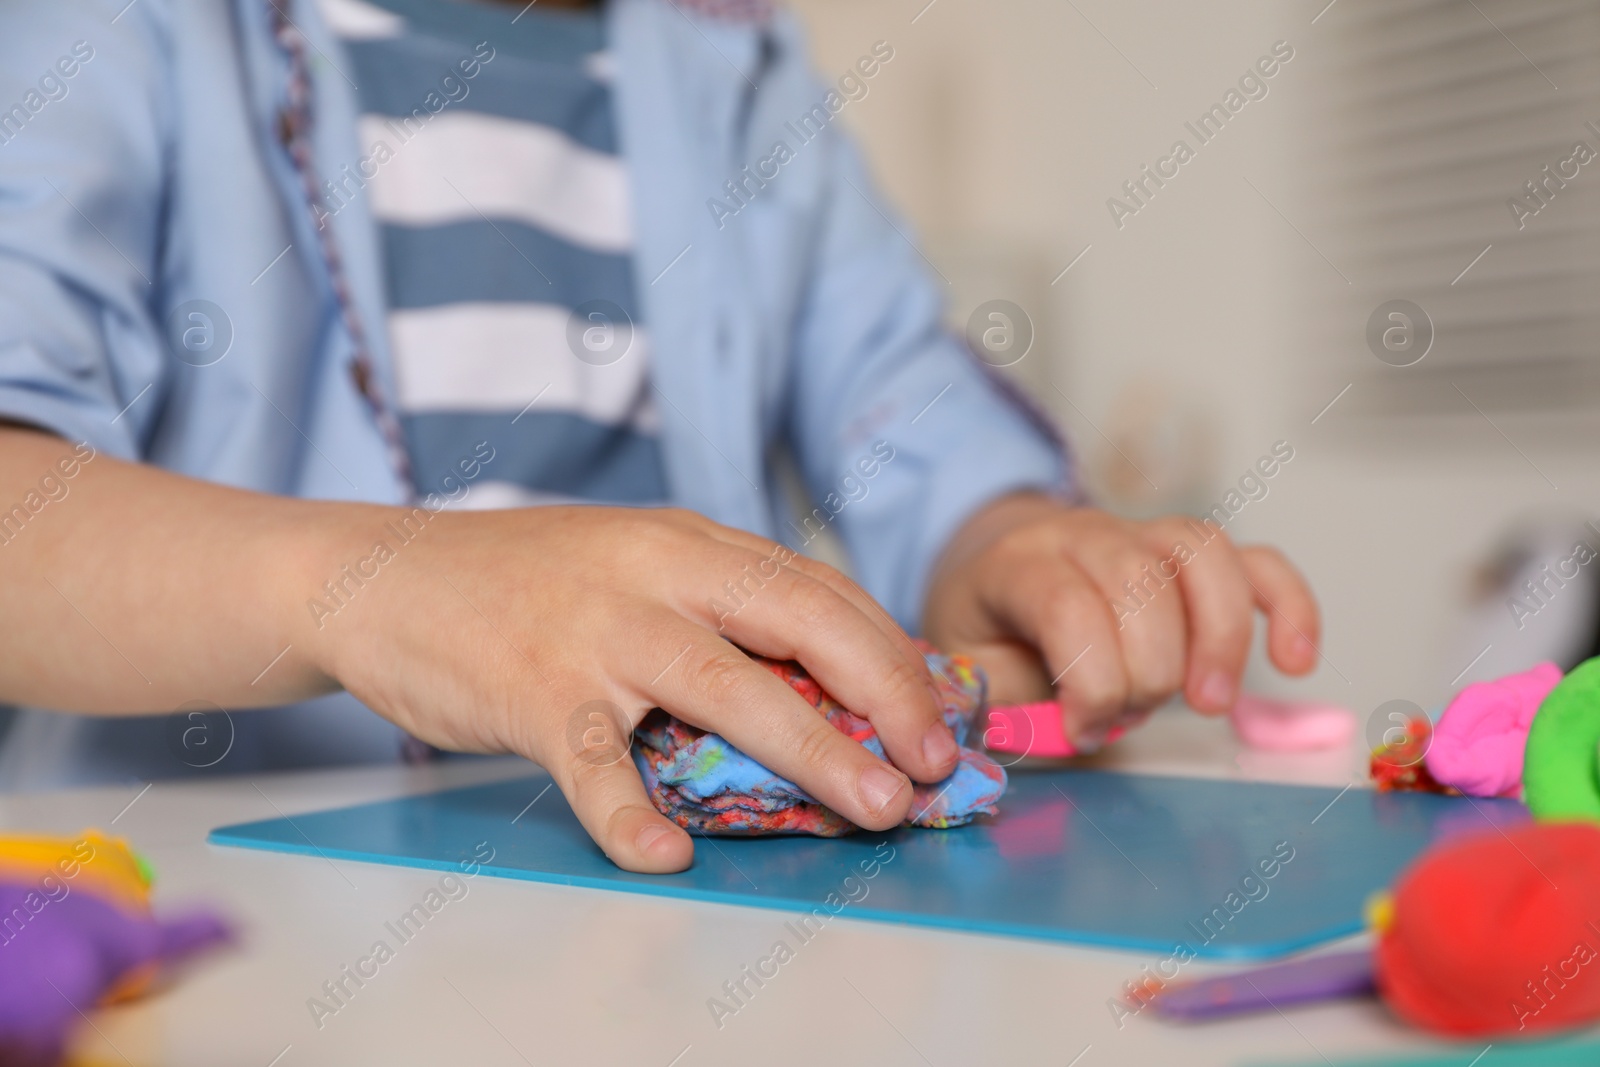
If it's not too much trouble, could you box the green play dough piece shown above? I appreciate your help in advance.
[1524,655,1600,820]
[132,849,156,888]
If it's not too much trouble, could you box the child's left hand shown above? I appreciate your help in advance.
[922,493,1320,746]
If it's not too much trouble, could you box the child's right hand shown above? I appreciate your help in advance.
[311,505,959,872]
[0,432,954,873]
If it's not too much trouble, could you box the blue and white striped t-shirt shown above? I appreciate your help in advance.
[324,0,668,507]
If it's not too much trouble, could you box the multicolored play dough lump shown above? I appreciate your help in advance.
[633,648,1007,836]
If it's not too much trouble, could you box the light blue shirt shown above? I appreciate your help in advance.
[0,0,1070,789]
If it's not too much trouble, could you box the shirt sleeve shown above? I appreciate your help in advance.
[0,3,174,458]
[777,39,1078,633]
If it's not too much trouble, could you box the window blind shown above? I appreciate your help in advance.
[1313,0,1600,414]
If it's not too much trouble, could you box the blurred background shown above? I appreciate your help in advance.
[790,0,1600,715]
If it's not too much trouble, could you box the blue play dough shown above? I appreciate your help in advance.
[210,770,1526,960]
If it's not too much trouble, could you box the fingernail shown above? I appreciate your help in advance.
[1292,634,1316,662]
[1068,729,1107,755]
[1073,722,1111,754]
[858,763,908,816]
[1118,707,1154,731]
[636,823,673,854]
[1199,670,1236,711]
[923,722,959,769]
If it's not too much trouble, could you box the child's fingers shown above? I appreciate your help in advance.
[558,758,694,874]
[641,627,915,831]
[1239,545,1321,675]
[705,561,956,784]
[784,562,933,683]
[1074,541,1188,710]
[699,526,934,689]
[1141,521,1255,715]
[986,557,1129,742]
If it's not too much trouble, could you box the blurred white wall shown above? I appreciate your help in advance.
[787,0,1600,715]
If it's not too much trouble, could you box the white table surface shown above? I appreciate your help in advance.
[0,711,1526,1067]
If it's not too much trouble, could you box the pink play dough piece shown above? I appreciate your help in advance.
[1229,693,1357,752]
[982,702,1126,758]
[1424,660,1563,798]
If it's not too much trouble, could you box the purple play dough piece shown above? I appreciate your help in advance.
[0,884,231,1067]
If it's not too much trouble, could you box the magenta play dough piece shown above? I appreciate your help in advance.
[983,702,1126,758]
[1424,660,1562,798]
[1229,693,1357,752]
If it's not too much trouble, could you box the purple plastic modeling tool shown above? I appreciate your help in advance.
[1149,949,1376,1021]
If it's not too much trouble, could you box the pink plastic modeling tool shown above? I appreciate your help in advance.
[983,702,1126,758]
[986,693,1358,759]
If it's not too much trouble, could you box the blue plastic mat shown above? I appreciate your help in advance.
[210,769,1525,960]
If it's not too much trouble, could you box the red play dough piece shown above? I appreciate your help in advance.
[1376,822,1600,1037]
[1370,716,1456,794]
